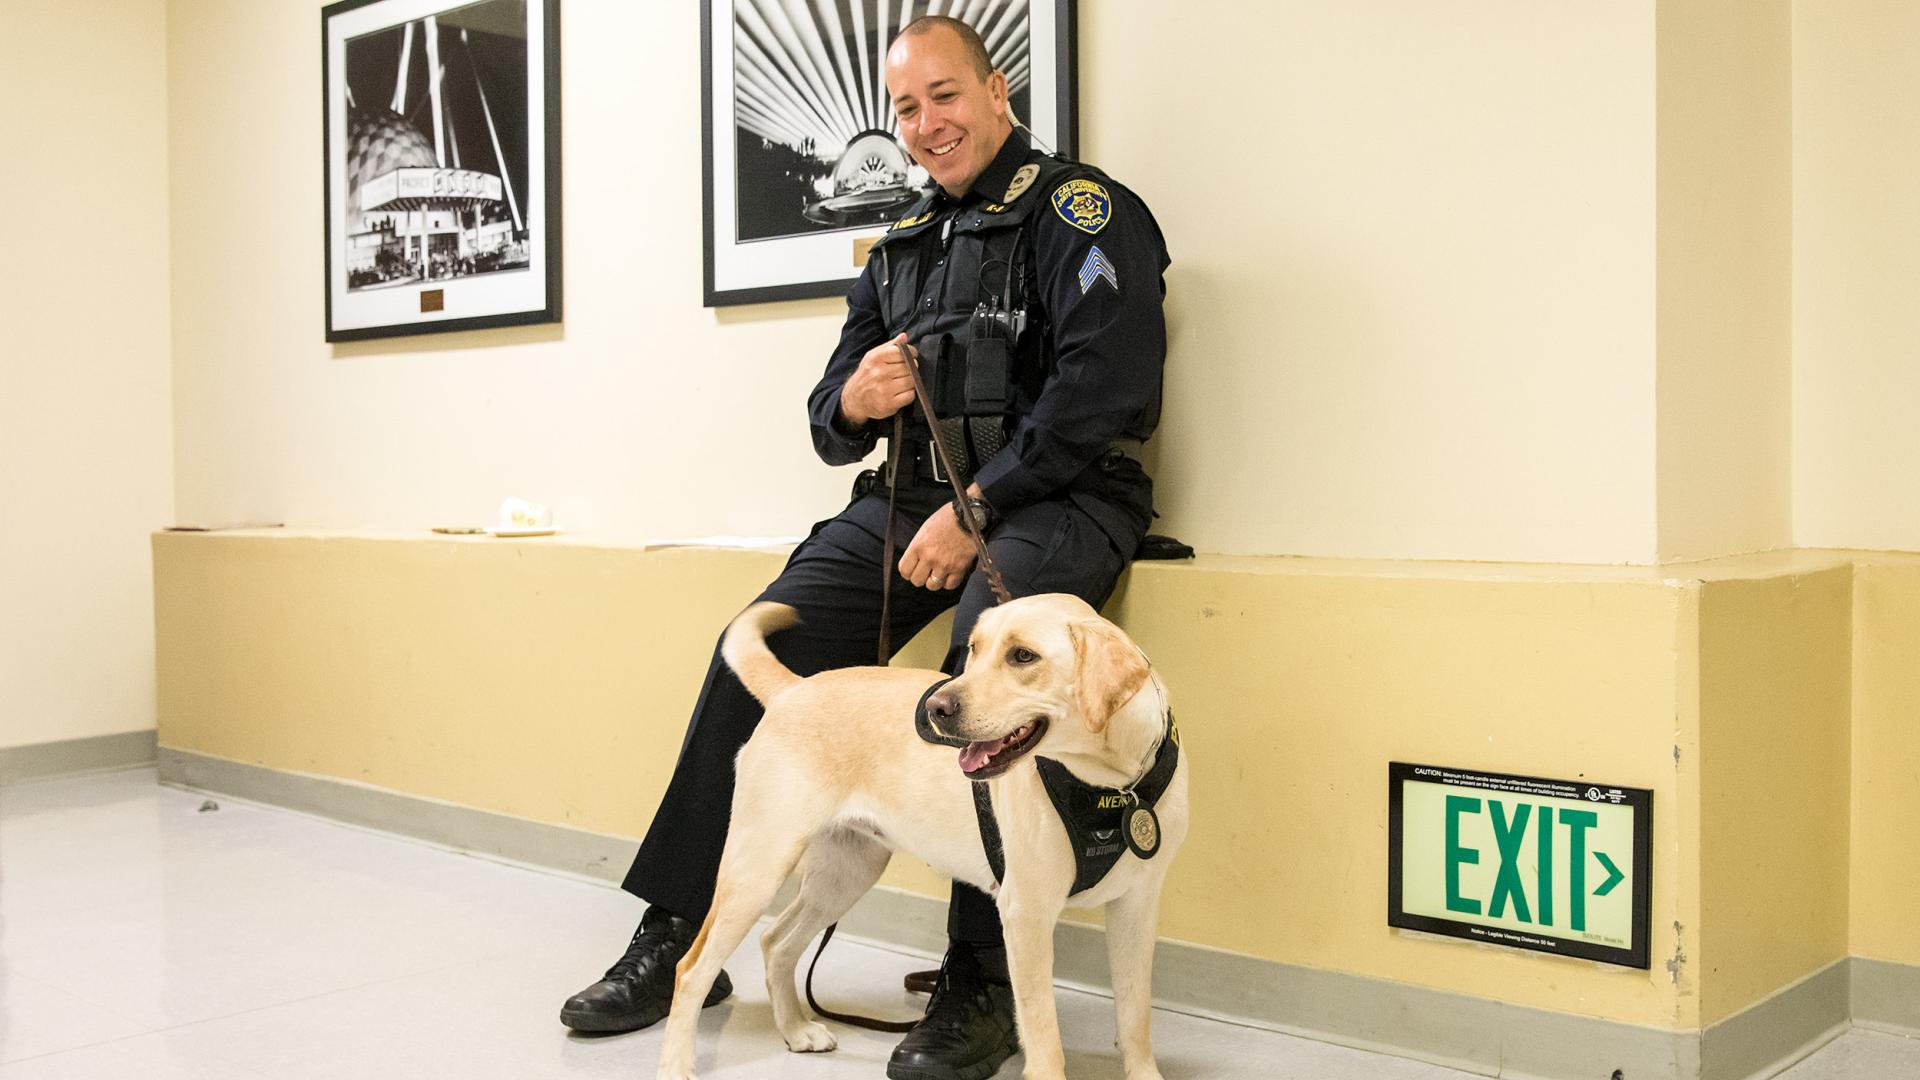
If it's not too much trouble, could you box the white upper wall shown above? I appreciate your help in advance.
[167,0,1663,564]
[1794,0,1920,553]
[1655,0,1793,563]
[1104,1,1659,564]
[1,0,173,749]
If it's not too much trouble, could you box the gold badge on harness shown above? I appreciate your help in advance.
[1125,803,1160,859]
[1004,163,1040,203]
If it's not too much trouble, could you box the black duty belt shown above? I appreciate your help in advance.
[881,437,954,487]
[880,438,1141,491]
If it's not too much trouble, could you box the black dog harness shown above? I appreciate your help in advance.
[915,679,1181,897]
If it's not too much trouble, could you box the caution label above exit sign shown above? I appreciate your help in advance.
[1388,762,1652,969]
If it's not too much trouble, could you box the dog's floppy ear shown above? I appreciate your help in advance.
[1069,618,1152,733]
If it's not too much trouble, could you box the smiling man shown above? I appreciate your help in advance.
[561,16,1171,1080]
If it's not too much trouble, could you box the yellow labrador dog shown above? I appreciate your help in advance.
[653,593,1188,1080]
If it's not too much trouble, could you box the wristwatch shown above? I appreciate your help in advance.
[954,494,997,533]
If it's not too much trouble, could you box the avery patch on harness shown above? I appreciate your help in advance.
[1052,179,1111,234]
[1078,245,1120,294]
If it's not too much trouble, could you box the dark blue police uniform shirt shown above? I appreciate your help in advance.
[805,129,1170,543]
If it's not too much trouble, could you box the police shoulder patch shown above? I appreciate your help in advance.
[1051,178,1111,234]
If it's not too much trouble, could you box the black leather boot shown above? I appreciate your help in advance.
[559,905,732,1033]
[886,942,1019,1080]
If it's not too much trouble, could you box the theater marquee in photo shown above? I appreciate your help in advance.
[1388,762,1652,969]
[322,0,561,341]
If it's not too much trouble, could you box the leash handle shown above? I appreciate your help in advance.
[895,342,1013,604]
[804,922,919,1033]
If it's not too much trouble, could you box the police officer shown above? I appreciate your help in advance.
[560,16,1170,1080]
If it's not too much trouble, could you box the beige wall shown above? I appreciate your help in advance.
[1695,565,1852,1026]
[1096,1,1660,563]
[166,0,1665,564]
[1850,556,1920,968]
[1655,0,1793,562]
[1794,0,1920,552]
[0,0,173,750]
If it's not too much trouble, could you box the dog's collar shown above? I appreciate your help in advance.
[1115,678,1175,797]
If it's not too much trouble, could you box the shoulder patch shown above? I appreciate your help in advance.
[1004,163,1040,203]
[1051,178,1111,235]
[891,212,933,231]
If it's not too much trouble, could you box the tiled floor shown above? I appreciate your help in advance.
[0,769,1913,1079]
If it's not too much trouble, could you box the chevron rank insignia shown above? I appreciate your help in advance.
[1077,245,1119,294]
[1052,178,1111,234]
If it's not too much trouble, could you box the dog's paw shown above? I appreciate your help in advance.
[654,1070,697,1080]
[1123,1069,1166,1080]
[781,1021,838,1053]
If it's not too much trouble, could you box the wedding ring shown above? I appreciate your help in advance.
[928,576,943,588]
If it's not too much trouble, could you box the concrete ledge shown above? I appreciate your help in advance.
[2,730,157,785]
[157,746,1870,1080]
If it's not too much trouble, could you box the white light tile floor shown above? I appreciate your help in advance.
[0,768,1913,1079]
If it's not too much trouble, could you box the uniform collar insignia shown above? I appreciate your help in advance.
[1004,164,1040,203]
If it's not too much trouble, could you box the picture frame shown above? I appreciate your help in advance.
[702,0,1078,308]
[322,0,561,342]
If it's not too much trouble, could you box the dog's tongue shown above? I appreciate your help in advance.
[958,738,1004,774]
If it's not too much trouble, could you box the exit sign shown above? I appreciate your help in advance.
[1388,762,1652,968]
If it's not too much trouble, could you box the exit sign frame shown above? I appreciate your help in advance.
[1388,762,1653,969]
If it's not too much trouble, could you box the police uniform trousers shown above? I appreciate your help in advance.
[621,480,1133,944]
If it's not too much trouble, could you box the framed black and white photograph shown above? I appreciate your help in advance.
[702,1,1077,307]
[322,0,560,342]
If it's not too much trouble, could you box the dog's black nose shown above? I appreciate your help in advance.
[925,690,959,724]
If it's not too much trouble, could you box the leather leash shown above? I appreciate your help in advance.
[893,341,1014,606]
[812,341,1017,1031]
[876,341,1012,664]
[804,923,918,1033]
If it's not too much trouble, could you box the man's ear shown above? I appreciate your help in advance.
[1070,619,1151,733]
[988,69,1008,118]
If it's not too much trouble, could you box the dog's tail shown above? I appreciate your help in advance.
[721,602,804,705]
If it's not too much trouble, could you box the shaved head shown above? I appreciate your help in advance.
[893,15,993,81]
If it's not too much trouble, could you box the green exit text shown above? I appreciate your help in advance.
[1445,796,1625,932]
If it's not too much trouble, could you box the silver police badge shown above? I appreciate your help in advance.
[1004,163,1040,203]
[1125,803,1160,859]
